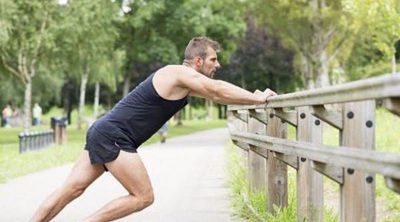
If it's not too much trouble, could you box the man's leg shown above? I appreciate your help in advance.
[31,151,104,222]
[83,150,154,222]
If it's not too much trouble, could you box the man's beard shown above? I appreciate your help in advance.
[200,66,215,78]
[209,70,215,78]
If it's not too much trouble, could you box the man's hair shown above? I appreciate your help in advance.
[184,37,220,60]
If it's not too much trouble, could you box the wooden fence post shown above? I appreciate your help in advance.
[340,101,376,222]
[266,110,288,214]
[296,106,324,222]
[248,114,267,192]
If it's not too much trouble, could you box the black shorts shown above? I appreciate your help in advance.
[84,121,137,166]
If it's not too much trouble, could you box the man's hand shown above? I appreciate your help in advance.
[253,88,277,104]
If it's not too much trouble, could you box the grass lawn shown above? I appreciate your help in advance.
[0,119,226,183]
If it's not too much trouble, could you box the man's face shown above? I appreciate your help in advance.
[198,47,221,78]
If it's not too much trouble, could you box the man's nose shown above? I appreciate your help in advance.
[215,61,221,69]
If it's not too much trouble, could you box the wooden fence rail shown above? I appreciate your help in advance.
[227,73,400,222]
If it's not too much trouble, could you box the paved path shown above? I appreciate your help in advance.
[0,128,237,222]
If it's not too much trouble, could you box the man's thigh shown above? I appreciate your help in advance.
[105,151,153,195]
[63,151,105,188]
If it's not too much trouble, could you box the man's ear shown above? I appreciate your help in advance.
[194,56,203,67]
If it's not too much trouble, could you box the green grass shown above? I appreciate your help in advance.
[0,119,226,183]
[227,143,338,222]
[228,108,399,221]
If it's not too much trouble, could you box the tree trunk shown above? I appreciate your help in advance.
[93,81,100,119]
[175,111,183,126]
[23,79,32,131]
[217,104,222,119]
[62,79,73,125]
[77,69,89,130]
[315,50,330,88]
[300,54,314,89]
[123,74,131,97]
[206,99,213,120]
[309,0,331,89]
[189,104,192,120]
[392,54,397,74]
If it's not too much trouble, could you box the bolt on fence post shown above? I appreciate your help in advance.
[341,101,376,222]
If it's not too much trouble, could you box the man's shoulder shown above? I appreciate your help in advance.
[158,65,187,74]
[156,65,196,81]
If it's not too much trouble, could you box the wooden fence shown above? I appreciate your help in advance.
[227,73,400,222]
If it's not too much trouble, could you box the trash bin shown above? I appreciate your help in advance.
[50,117,68,145]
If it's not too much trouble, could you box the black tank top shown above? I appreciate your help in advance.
[93,73,188,148]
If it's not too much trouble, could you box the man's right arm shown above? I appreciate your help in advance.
[175,66,276,105]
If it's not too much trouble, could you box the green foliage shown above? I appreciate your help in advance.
[367,0,400,58]
[247,0,400,86]
[0,74,25,108]
[118,0,246,83]
[0,0,15,47]
[1,0,60,68]
[343,0,400,79]
[219,17,298,93]
[56,0,120,86]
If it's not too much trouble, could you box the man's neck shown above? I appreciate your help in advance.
[182,60,191,67]
[182,60,197,71]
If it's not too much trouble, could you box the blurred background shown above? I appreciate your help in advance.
[0,0,398,131]
[0,1,399,220]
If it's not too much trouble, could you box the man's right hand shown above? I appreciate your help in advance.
[254,88,277,104]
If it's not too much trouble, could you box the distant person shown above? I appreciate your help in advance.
[2,104,12,128]
[32,103,42,126]
[158,122,168,143]
[31,36,277,221]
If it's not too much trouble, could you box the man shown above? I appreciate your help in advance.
[32,103,42,126]
[158,122,168,143]
[31,36,276,221]
[2,104,12,128]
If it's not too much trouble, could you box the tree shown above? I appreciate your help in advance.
[366,0,400,74]
[219,17,297,93]
[341,0,400,80]
[57,0,119,130]
[0,0,59,130]
[251,0,364,88]
[91,51,124,120]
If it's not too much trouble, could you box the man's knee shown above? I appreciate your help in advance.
[142,191,154,207]
[64,183,87,199]
[133,190,154,210]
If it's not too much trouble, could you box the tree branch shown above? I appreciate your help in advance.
[323,26,337,45]
[31,10,49,75]
[22,55,29,81]
[1,54,26,84]
[327,30,351,63]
